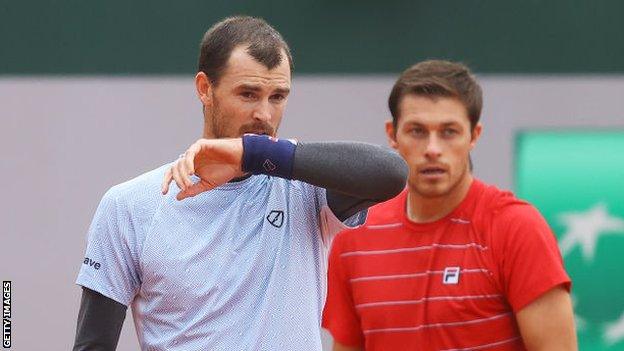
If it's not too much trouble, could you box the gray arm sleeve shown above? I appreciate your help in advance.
[292,141,408,221]
[73,287,127,351]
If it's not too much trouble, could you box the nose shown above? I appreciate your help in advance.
[252,99,272,122]
[425,135,442,159]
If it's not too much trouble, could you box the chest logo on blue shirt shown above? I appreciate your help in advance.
[443,266,460,284]
[266,210,285,228]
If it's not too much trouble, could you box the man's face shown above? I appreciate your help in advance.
[197,45,291,138]
[386,94,481,198]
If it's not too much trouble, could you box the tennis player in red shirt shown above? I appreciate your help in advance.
[322,60,577,351]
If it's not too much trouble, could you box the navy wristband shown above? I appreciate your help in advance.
[241,134,298,179]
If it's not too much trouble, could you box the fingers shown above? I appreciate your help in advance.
[162,139,212,199]
[163,161,194,198]
[179,147,199,188]
[161,168,173,194]
[162,142,202,196]
[185,142,201,175]
[177,180,213,200]
[171,161,186,191]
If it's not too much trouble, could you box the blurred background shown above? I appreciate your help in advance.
[1,1,623,350]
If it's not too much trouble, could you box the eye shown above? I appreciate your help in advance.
[410,127,427,137]
[240,92,256,100]
[270,94,285,103]
[442,128,459,137]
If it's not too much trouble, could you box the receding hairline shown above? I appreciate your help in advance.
[214,44,292,79]
[197,15,294,85]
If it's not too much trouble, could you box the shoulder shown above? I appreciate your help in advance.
[468,179,541,226]
[471,180,553,249]
[485,185,546,228]
[364,188,406,225]
[99,163,171,215]
[107,163,169,198]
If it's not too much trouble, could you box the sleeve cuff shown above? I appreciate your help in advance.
[76,277,133,307]
[512,279,572,313]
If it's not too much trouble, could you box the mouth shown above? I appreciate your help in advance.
[239,123,275,137]
[418,166,447,177]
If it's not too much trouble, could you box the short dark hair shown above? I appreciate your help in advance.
[198,16,294,85]
[388,60,482,130]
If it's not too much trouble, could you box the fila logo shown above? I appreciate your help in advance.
[443,267,460,284]
[266,210,285,228]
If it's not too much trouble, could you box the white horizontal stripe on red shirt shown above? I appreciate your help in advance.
[363,312,512,334]
[341,243,488,257]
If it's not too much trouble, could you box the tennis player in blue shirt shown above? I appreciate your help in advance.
[73,16,407,351]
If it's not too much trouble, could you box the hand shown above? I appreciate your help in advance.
[161,138,245,200]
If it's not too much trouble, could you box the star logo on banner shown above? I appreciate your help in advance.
[558,203,624,261]
[605,311,624,345]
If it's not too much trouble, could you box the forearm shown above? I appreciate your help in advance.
[165,136,407,204]
[241,136,407,220]
[292,141,407,202]
[73,288,127,351]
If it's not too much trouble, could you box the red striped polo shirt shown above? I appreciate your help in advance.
[322,179,571,351]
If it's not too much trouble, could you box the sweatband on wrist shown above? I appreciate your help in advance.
[241,134,298,179]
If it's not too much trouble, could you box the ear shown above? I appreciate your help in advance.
[469,123,483,151]
[385,120,399,150]
[195,72,213,107]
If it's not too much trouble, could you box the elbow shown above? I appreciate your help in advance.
[389,155,409,197]
[379,153,408,201]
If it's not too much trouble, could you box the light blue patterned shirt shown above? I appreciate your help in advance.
[76,164,351,350]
